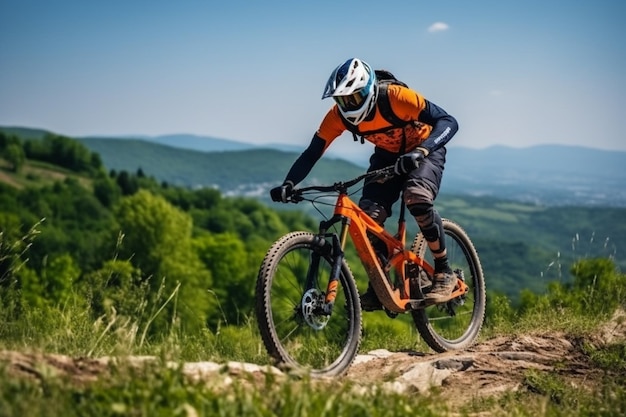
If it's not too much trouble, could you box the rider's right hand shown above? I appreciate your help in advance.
[270,181,294,203]
[394,149,426,175]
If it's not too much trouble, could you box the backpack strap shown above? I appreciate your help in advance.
[378,83,409,155]
[339,83,414,145]
[377,83,409,127]
[338,111,365,144]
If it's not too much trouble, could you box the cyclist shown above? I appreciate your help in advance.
[270,57,459,310]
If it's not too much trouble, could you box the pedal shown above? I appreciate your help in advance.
[406,298,436,310]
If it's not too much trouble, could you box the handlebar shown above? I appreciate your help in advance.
[290,165,396,203]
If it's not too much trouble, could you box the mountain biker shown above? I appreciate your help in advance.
[270,57,459,310]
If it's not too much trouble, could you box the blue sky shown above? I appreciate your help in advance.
[1,0,625,158]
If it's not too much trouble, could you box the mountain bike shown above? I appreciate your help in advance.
[256,166,486,377]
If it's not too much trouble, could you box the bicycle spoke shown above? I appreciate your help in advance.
[411,219,486,351]
[257,232,361,376]
[279,322,301,344]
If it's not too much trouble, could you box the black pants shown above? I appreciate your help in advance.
[359,146,446,218]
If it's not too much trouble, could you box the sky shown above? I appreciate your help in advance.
[1,0,625,158]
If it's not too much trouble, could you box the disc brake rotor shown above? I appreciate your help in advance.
[301,288,329,330]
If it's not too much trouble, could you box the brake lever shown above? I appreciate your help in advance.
[370,170,395,184]
[290,191,304,203]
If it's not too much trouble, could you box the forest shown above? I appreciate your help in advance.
[0,130,624,337]
[0,131,322,333]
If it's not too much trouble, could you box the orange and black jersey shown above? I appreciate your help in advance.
[284,84,458,186]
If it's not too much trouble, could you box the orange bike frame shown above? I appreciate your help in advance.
[326,193,436,313]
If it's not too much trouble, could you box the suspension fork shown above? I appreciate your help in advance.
[303,215,350,315]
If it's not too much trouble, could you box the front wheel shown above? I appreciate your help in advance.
[256,231,362,377]
[410,219,486,352]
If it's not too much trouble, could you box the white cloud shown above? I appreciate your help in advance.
[428,22,449,33]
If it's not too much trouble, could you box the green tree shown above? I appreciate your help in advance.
[0,219,41,289]
[23,134,100,173]
[114,190,213,333]
[517,258,625,318]
[0,212,24,271]
[570,258,625,315]
[0,132,21,153]
[116,171,138,196]
[39,253,81,305]
[193,232,255,325]
[15,179,114,272]
[82,259,148,320]
[4,143,25,173]
[0,220,48,312]
[93,171,121,207]
[15,266,44,308]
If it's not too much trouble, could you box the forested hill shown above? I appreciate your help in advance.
[1,128,625,303]
[77,136,626,207]
[2,126,625,207]
[75,137,363,195]
[0,126,362,195]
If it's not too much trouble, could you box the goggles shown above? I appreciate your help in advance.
[334,89,367,112]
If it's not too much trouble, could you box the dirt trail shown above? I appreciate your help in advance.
[347,333,592,399]
[2,311,624,404]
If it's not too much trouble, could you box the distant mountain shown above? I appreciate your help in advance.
[83,134,256,153]
[0,126,51,140]
[77,137,363,196]
[80,134,626,206]
[0,128,263,153]
[3,126,625,206]
[76,137,626,207]
[443,145,626,206]
[81,133,355,161]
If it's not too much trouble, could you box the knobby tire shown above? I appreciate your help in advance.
[411,219,486,352]
[255,231,362,377]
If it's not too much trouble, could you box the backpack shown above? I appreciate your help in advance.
[339,69,413,145]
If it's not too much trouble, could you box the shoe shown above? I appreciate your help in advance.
[423,271,457,304]
[360,286,383,311]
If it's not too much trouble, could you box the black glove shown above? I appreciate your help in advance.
[394,149,426,175]
[270,181,294,203]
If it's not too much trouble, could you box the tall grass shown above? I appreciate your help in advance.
[0,287,267,364]
[1,228,625,416]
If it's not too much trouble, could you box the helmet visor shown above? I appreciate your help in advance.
[334,90,366,112]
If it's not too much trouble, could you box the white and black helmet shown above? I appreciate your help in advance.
[322,58,377,125]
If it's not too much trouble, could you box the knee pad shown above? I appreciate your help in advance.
[359,199,388,225]
[408,202,432,220]
[404,179,435,208]
[408,202,440,243]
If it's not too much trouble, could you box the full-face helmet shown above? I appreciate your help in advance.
[322,58,377,125]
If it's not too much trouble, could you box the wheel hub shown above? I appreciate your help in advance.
[301,288,329,330]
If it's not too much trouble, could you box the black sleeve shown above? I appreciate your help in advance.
[417,100,459,153]
[283,134,326,186]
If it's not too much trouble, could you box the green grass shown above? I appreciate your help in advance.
[0,363,448,417]
[464,375,626,417]
[1,292,624,417]
[1,341,624,417]
[1,224,625,416]
[0,157,92,189]
[0,298,268,365]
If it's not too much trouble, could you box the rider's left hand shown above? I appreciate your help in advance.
[394,148,427,175]
[270,181,294,203]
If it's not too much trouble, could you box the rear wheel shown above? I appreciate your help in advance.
[256,232,362,377]
[410,219,486,352]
